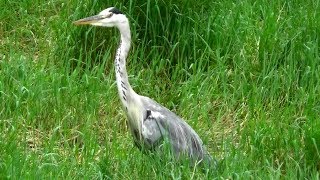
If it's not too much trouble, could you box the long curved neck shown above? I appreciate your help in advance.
[115,23,135,111]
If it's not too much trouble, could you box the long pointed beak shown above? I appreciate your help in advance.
[73,15,105,25]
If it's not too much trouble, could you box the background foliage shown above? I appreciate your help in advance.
[0,0,319,178]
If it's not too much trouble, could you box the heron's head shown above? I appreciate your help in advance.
[73,7,128,28]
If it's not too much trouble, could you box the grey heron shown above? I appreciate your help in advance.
[74,7,214,166]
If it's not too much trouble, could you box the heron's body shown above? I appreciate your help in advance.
[74,7,213,164]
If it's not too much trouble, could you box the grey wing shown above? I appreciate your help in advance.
[141,110,166,149]
[156,111,208,160]
[140,100,209,161]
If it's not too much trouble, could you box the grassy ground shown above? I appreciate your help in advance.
[1,0,320,179]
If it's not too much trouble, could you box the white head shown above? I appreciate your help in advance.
[74,7,129,29]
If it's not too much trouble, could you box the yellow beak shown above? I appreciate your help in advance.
[73,15,105,25]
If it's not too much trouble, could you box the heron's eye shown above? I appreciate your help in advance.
[105,13,113,18]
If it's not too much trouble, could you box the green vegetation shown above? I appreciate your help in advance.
[1,0,319,179]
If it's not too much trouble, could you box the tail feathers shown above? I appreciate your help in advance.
[201,153,218,171]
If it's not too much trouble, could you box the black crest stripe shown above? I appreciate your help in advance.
[109,7,123,14]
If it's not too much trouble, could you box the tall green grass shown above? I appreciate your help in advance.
[1,0,319,178]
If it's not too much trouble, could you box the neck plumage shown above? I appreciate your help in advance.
[114,24,134,111]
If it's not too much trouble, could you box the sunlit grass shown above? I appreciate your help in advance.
[1,0,320,179]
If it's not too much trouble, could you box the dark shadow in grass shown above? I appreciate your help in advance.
[97,155,113,180]
[136,139,220,177]
[305,120,320,171]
